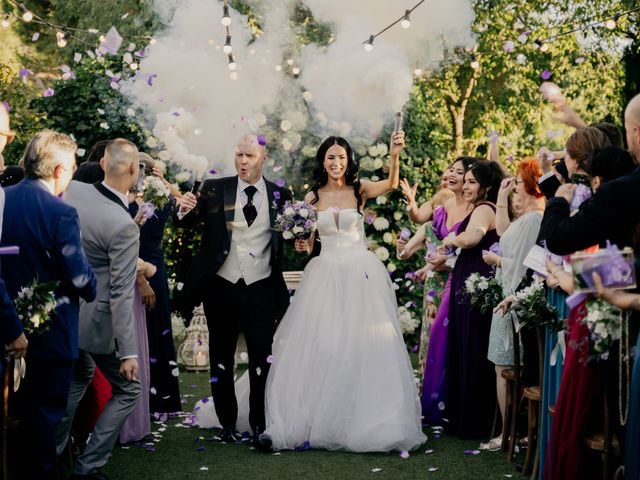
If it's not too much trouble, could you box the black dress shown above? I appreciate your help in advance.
[130,199,182,413]
[445,202,499,439]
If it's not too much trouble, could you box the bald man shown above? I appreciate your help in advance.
[177,134,291,449]
[56,139,142,480]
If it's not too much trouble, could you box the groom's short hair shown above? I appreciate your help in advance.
[22,130,77,179]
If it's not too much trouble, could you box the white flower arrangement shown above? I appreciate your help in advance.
[398,306,419,334]
[373,158,384,170]
[464,272,503,314]
[14,278,59,334]
[584,299,622,361]
[376,195,387,205]
[373,217,389,231]
[143,176,172,209]
[375,246,390,261]
[171,313,188,346]
[382,232,393,244]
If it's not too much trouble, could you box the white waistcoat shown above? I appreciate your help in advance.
[217,193,272,285]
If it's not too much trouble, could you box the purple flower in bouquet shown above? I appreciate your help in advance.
[399,227,411,242]
[274,201,318,240]
[570,183,592,211]
[425,242,438,261]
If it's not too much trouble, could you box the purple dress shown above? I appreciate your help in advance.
[420,207,463,425]
[119,286,151,443]
[445,202,499,439]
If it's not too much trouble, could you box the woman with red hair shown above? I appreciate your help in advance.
[480,158,545,450]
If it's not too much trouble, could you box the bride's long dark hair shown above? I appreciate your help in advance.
[310,136,362,213]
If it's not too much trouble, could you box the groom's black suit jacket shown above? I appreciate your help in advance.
[177,175,292,317]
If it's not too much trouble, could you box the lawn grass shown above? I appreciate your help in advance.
[103,369,525,480]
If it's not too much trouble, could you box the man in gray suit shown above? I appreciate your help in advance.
[56,139,142,480]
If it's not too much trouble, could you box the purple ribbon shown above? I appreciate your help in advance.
[566,292,589,310]
[570,184,592,211]
[0,246,19,255]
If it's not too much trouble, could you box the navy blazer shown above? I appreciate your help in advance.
[0,178,97,360]
[0,276,22,346]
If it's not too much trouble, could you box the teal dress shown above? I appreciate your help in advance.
[538,288,569,479]
[626,327,640,480]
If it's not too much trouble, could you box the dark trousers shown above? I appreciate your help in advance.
[8,357,73,480]
[203,275,278,433]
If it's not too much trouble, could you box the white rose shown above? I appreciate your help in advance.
[373,217,389,231]
[368,145,379,157]
[375,246,390,261]
[382,232,393,244]
[387,262,397,273]
[376,143,388,156]
[292,226,304,234]
[175,171,191,183]
[146,137,158,148]
[477,279,489,291]
[284,207,295,217]
[30,313,41,327]
[373,158,384,170]
[376,195,387,205]
[282,231,294,240]
[393,211,403,221]
[299,208,309,218]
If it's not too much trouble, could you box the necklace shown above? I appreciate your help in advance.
[619,309,630,426]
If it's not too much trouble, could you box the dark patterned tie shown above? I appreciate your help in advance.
[243,185,258,227]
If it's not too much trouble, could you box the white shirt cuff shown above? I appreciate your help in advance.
[176,209,188,220]
[119,355,138,360]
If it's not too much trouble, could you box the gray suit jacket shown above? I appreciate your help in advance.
[64,181,140,358]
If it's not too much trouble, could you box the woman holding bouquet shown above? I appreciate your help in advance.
[261,132,426,452]
[440,160,506,439]
[481,158,545,450]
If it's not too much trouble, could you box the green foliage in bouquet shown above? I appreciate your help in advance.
[464,272,504,315]
[14,278,59,335]
[584,298,623,362]
[513,279,559,331]
[143,176,172,209]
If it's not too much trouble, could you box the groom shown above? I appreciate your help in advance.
[178,134,291,448]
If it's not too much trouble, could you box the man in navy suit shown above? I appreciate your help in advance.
[0,130,96,480]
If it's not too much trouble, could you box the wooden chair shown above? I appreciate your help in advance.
[584,392,619,480]
[522,326,546,478]
[500,312,521,462]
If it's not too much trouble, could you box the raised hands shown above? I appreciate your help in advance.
[399,178,418,208]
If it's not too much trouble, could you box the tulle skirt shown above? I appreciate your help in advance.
[263,247,426,452]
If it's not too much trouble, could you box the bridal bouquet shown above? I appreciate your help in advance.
[513,279,559,330]
[275,201,318,240]
[464,273,503,314]
[14,278,59,334]
[142,176,172,216]
[583,298,623,362]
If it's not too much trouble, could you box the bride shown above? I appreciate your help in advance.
[260,132,425,452]
[195,132,426,452]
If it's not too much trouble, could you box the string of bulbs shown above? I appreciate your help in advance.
[362,2,640,73]
[1,0,155,50]
[221,0,237,74]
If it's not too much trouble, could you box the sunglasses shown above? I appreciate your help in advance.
[0,129,16,144]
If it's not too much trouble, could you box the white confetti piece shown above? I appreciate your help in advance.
[199,466,209,471]
[428,467,438,472]
[371,468,382,472]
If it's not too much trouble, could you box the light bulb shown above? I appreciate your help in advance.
[364,35,374,52]
[221,5,231,26]
[22,11,33,22]
[605,18,616,29]
[223,35,232,54]
[129,62,138,70]
[228,54,236,70]
[470,56,479,70]
[57,38,67,48]
[292,67,300,75]
[1,18,10,28]
[540,42,549,52]
[413,68,423,76]
[401,10,411,29]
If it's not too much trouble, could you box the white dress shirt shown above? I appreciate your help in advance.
[237,177,266,211]
[101,181,129,208]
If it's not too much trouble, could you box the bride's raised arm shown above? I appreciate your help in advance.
[359,131,404,202]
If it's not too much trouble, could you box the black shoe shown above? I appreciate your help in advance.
[218,427,241,443]
[252,430,273,453]
[71,471,110,480]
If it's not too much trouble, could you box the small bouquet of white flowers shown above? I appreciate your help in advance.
[583,298,622,362]
[513,278,559,331]
[398,306,419,334]
[142,176,172,217]
[464,272,503,314]
[14,278,59,334]
[274,201,318,240]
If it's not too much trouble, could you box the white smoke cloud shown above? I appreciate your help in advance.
[124,0,475,176]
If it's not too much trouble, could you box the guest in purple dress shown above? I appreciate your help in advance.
[398,157,475,425]
[441,160,506,439]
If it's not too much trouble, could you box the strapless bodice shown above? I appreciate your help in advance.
[316,208,367,254]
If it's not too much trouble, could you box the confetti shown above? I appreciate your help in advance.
[266,355,274,364]
[162,328,171,336]
[400,451,410,459]
[43,88,55,97]
[425,449,434,454]
[199,466,209,471]
[428,467,439,472]
[371,468,382,473]
[32,32,40,42]
[150,387,157,395]
[541,70,552,80]
[275,179,286,188]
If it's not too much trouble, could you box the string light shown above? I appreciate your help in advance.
[363,35,374,52]
[221,4,231,26]
[605,17,617,29]
[20,5,32,22]
[361,0,425,51]
[400,10,411,29]
[223,34,232,54]
[227,53,236,70]
[1,14,10,28]
[56,30,67,48]
[469,55,479,70]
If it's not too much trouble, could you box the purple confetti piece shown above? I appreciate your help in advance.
[273,191,281,200]
[161,328,171,336]
[209,169,217,175]
[257,134,266,146]
[19,68,30,78]
[210,376,218,383]
[273,165,283,173]
[150,387,157,395]
[400,451,410,459]
[150,357,157,364]
[98,26,123,55]
[507,155,514,163]
[275,179,286,188]
[2,101,10,112]
[266,355,274,364]
[541,70,552,80]
[32,32,40,42]
[201,397,210,404]
[147,74,157,86]
[412,344,419,353]
[503,40,516,53]
[172,111,181,117]
[43,88,55,97]
[0,246,20,255]
[365,272,369,279]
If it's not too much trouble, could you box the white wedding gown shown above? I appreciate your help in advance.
[194,208,426,452]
